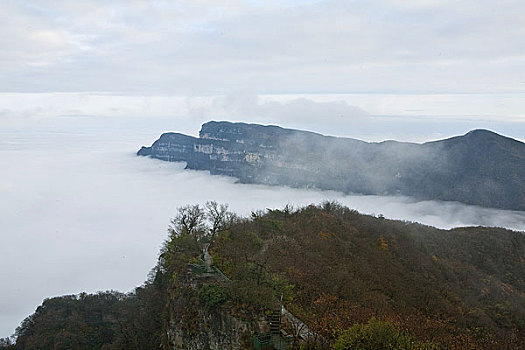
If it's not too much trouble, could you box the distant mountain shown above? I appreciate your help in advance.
[138,121,525,211]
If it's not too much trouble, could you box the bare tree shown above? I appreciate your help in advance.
[168,204,206,239]
[205,201,235,243]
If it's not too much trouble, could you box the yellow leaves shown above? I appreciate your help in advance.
[318,231,334,240]
[500,282,514,297]
[379,236,389,251]
[313,293,339,305]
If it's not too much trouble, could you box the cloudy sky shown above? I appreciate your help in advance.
[1,0,525,339]
[1,0,524,141]
[2,0,525,94]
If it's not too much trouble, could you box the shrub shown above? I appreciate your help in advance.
[333,318,436,350]
[198,284,228,308]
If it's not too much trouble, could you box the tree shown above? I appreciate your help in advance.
[168,204,206,239]
[333,318,436,350]
[0,337,14,349]
[205,201,235,243]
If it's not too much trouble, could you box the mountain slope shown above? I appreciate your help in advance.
[6,203,524,349]
[417,129,525,209]
[212,203,525,348]
[138,122,525,211]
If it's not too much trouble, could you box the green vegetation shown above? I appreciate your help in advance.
[333,318,436,350]
[3,286,165,350]
[198,284,228,308]
[3,201,524,349]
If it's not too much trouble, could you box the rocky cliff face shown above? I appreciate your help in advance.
[165,269,267,350]
[167,297,256,350]
[138,121,525,211]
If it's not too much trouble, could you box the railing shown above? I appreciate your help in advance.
[253,332,291,350]
[212,266,230,281]
[189,263,207,274]
[253,332,272,350]
[188,263,230,281]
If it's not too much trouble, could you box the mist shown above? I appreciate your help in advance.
[1,113,525,338]
[1,0,524,344]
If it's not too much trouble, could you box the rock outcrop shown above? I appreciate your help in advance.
[165,261,269,350]
[166,304,254,350]
[138,121,525,211]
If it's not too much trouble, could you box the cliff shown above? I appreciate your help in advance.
[164,272,262,350]
[138,121,525,211]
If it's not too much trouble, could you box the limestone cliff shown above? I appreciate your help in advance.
[166,292,257,350]
[138,121,525,211]
[164,265,268,350]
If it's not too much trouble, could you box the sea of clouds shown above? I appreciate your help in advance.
[1,100,524,338]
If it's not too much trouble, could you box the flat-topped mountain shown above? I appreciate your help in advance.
[138,121,525,211]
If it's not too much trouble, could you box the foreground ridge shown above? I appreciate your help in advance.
[7,203,525,349]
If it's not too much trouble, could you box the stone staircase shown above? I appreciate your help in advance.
[268,306,281,336]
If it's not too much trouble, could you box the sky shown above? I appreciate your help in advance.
[1,0,525,95]
[1,0,525,340]
[1,0,524,140]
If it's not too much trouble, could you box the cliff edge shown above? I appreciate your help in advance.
[138,121,525,211]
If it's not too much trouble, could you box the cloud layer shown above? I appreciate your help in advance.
[1,114,524,337]
[1,0,524,94]
[2,92,524,142]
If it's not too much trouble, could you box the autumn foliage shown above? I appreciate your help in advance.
[212,202,525,349]
[5,202,525,349]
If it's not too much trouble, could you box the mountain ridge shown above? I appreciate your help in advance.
[138,121,525,211]
[5,203,525,349]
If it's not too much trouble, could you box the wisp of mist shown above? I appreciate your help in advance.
[0,115,524,338]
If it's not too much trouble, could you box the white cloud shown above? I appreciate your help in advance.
[1,114,524,337]
[1,92,524,142]
[1,0,524,93]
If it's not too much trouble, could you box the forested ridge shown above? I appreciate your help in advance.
[2,202,524,349]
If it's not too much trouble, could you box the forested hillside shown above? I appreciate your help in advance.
[3,202,524,349]
[212,203,525,348]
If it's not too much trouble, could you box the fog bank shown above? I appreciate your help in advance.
[1,116,524,338]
